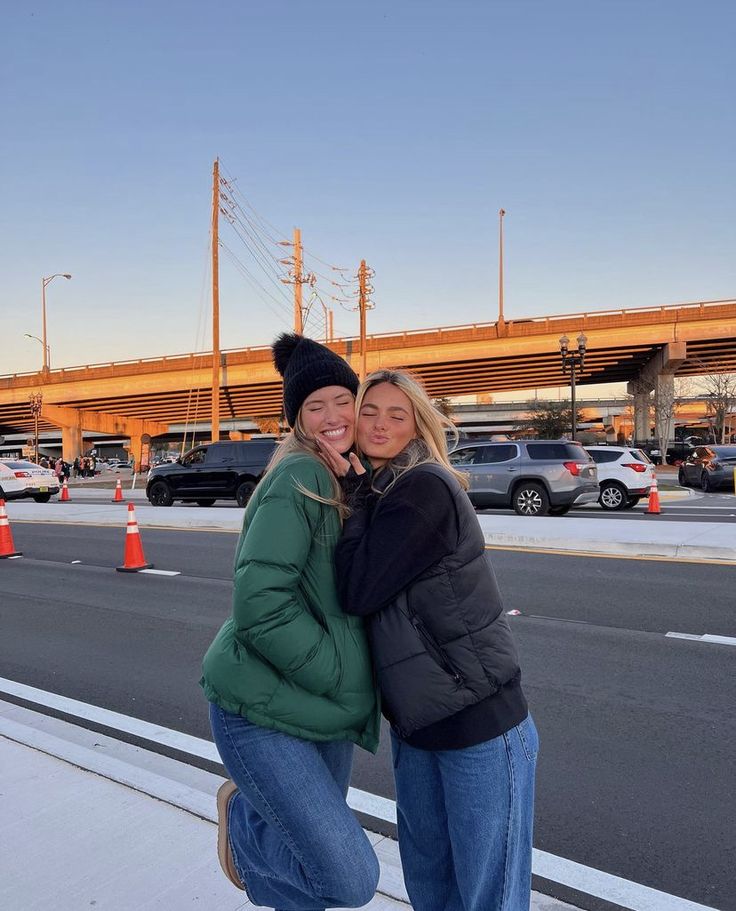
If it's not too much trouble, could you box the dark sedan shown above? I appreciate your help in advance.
[677,445,736,492]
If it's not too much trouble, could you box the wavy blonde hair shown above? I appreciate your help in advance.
[263,406,350,518]
[355,369,469,490]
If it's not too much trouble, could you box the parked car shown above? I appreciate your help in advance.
[146,440,278,507]
[0,461,28,501]
[447,440,598,516]
[585,445,655,510]
[665,441,695,466]
[677,445,736,492]
[0,459,59,502]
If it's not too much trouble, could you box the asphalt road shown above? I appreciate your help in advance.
[1,524,734,911]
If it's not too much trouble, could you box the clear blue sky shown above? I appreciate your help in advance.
[1,0,734,379]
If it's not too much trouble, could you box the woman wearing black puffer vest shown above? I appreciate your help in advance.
[319,368,538,911]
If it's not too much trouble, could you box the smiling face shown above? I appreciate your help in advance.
[299,385,356,454]
[357,382,417,468]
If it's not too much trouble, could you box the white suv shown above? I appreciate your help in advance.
[584,446,655,510]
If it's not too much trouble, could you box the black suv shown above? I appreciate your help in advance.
[146,440,278,507]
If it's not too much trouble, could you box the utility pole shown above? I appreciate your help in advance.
[497,208,506,337]
[358,260,375,381]
[293,227,304,333]
[211,158,221,445]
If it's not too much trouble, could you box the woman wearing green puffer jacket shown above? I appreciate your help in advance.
[201,333,380,909]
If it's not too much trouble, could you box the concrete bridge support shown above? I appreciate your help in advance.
[41,404,168,469]
[627,342,687,444]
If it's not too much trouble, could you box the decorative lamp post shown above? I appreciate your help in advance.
[559,332,587,439]
[41,273,72,373]
[29,393,43,464]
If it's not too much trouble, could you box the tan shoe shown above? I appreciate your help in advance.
[216,780,245,890]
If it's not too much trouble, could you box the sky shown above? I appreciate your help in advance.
[1,0,734,390]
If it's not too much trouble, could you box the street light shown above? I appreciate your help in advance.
[559,331,587,439]
[29,393,43,464]
[24,333,51,370]
[41,273,72,373]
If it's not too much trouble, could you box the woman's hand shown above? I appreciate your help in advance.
[316,437,367,478]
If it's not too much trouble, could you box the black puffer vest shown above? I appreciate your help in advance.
[367,463,521,738]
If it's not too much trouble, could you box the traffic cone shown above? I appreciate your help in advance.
[116,503,153,572]
[60,479,71,502]
[645,476,662,515]
[111,478,125,503]
[0,499,22,559]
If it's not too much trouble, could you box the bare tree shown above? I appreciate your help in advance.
[697,373,736,444]
[653,377,692,456]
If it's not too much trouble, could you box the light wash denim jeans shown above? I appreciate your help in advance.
[209,703,379,910]
[391,715,539,911]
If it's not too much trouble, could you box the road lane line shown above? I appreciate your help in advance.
[138,568,181,576]
[0,677,721,911]
[666,632,736,647]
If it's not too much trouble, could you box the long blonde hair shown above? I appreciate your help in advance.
[355,370,469,490]
[263,406,349,518]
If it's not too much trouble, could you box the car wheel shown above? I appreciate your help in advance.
[513,482,549,517]
[700,472,713,493]
[32,493,51,503]
[196,498,216,507]
[148,480,174,506]
[677,467,688,487]
[599,482,628,510]
[625,496,641,509]
[236,480,256,508]
[548,504,571,516]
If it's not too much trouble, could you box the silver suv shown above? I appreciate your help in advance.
[448,440,598,516]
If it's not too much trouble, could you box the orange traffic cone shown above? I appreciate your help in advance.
[111,478,125,503]
[60,479,71,502]
[116,503,153,572]
[0,499,22,559]
[645,476,661,515]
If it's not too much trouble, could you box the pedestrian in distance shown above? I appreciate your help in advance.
[201,333,381,908]
[73,457,80,479]
[320,368,538,911]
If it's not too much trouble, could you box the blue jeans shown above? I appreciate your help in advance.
[391,715,538,911]
[209,703,379,910]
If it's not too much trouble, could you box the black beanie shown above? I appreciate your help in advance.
[272,333,359,426]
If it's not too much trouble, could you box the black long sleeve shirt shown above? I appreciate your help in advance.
[335,469,527,750]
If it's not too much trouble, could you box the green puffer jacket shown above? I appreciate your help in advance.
[201,452,380,752]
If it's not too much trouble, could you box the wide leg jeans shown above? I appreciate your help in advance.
[391,715,539,911]
[209,703,379,910]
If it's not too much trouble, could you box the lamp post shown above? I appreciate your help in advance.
[29,393,43,464]
[559,332,587,440]
[41,273,72,373]
[25,333,51,370]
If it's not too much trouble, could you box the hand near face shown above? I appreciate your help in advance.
[316,436,366,478]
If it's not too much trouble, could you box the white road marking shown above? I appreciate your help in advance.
[666,632,736,647]
[138,568,181,576]
[0,677,721,911]
[71,560,82,564]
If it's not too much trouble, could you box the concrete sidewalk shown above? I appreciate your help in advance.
[0,701,574,911]
[6,490,736,563]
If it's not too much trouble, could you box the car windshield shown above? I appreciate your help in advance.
[1,460,39,470]
[712,446,736,460]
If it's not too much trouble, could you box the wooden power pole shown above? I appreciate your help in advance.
[358,259,374,381]
[293,227,304,333]
[211,158,220,444]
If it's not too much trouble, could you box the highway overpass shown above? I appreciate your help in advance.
[1,297,734,461]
